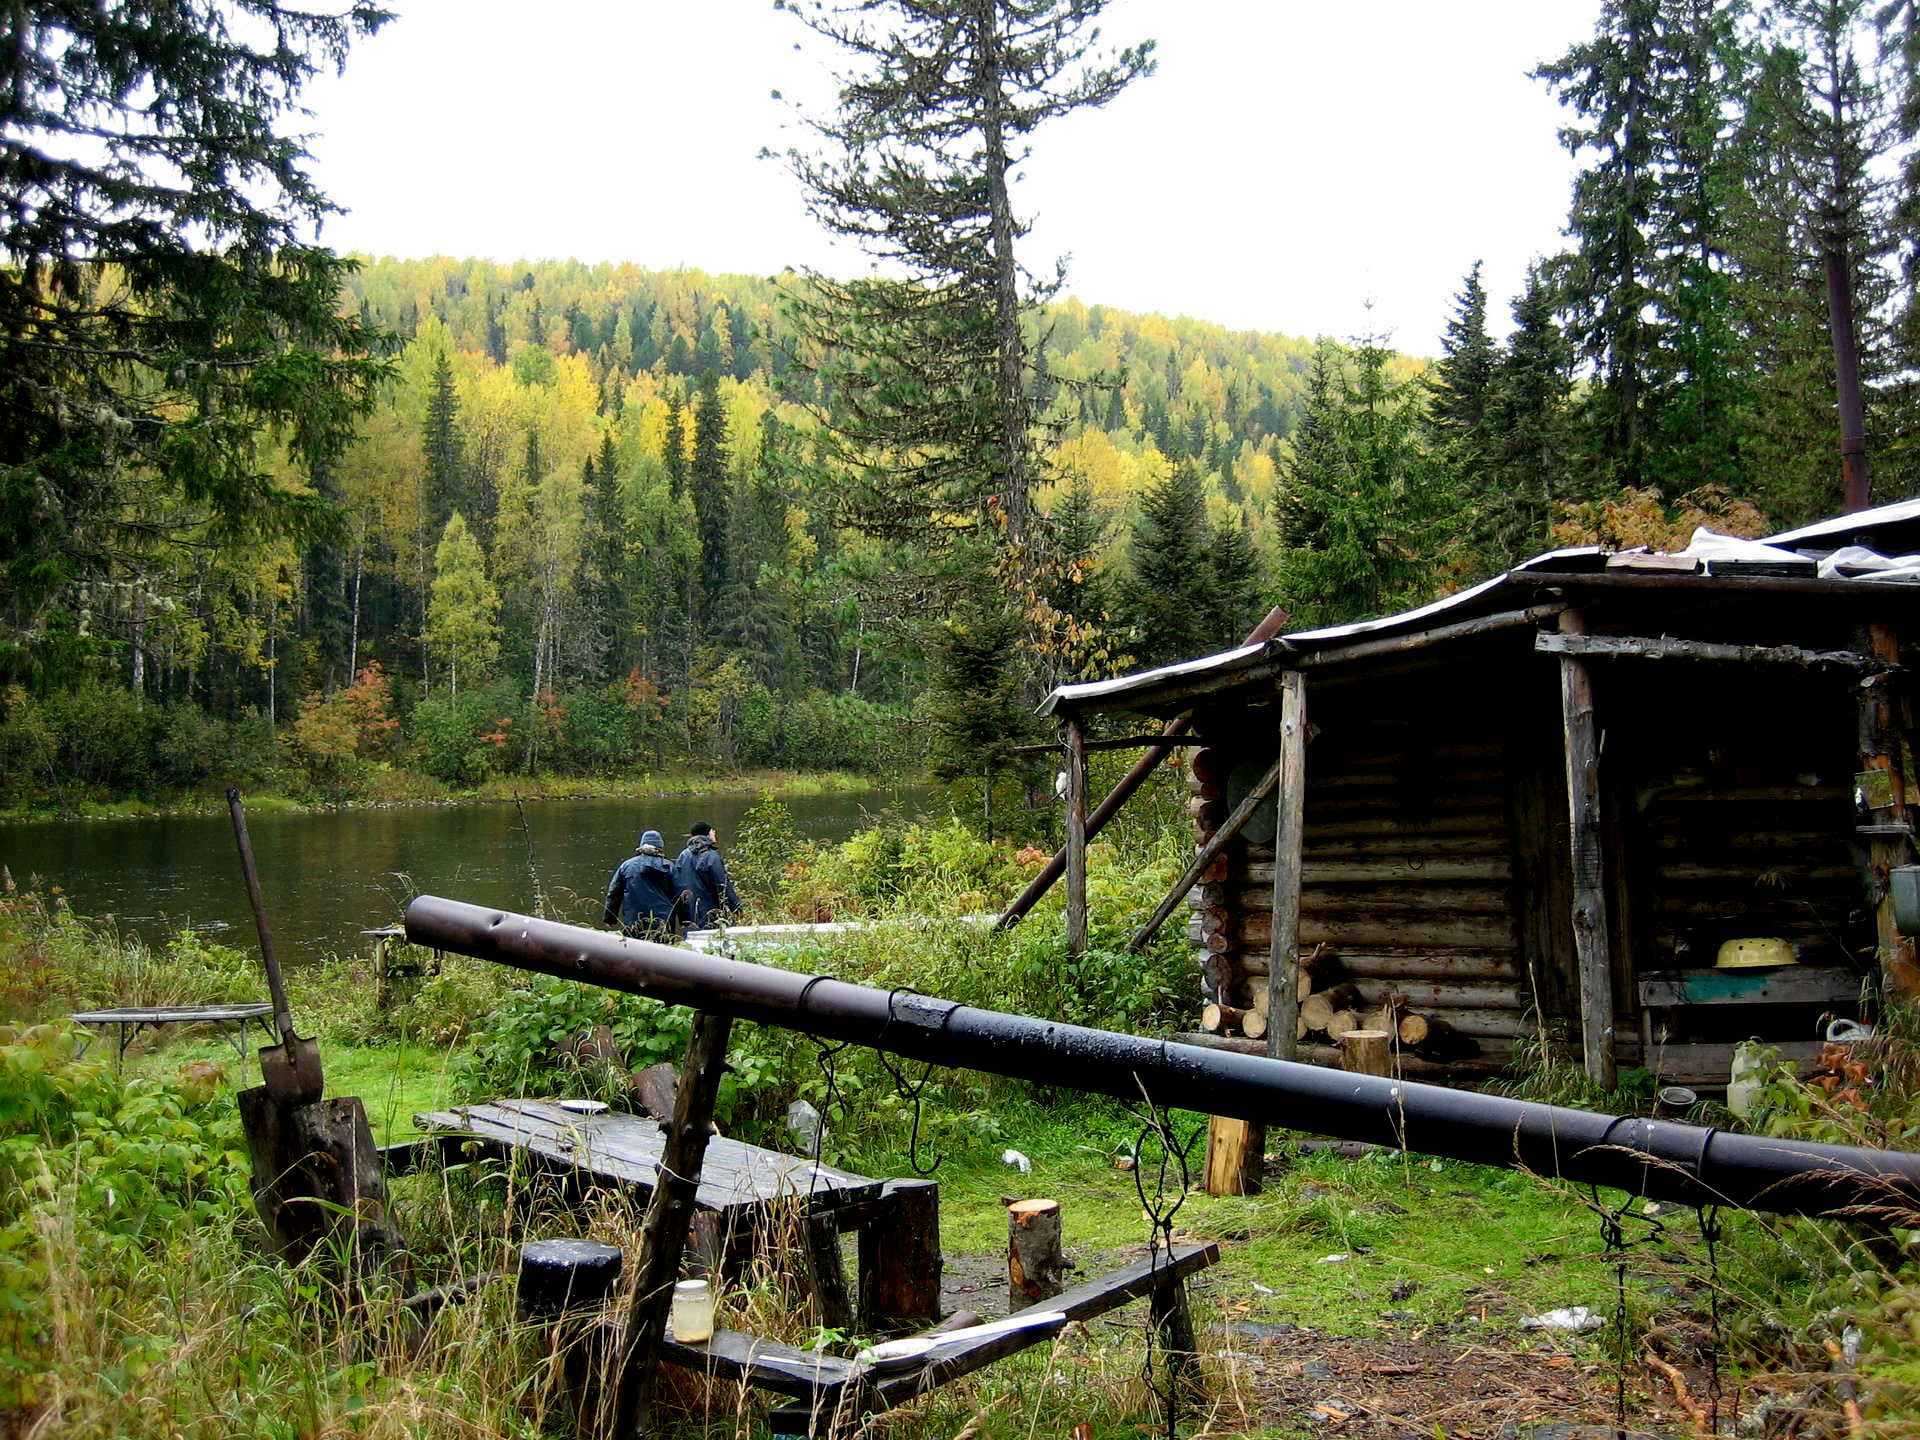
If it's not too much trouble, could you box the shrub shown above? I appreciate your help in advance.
[410,684,519,787]
[150,702,223,789]
[0,690,55,804]
[552,684,639,775]
[39,681,154,793]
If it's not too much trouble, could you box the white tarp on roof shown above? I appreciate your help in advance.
[1765,496,1920,548]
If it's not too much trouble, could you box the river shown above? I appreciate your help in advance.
[0,788,930,966]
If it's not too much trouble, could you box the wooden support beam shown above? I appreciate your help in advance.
[1536,631,1878,671]
[1064,718,1089,960]
[1862,623,1920,997]
[857,1179,941,1333]
[1127,752,1284,952]
[1299,604,1567,670]
[1008,733,1190,756]
[1557,612,1616,1089]
[609,1008,733,1440]
[1266,671,1308,1062]
[1002,608,1291,929]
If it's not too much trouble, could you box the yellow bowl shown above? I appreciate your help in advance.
[1715,937,1796,969]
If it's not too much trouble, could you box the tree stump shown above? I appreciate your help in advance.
[237,1087,405,1280]
[1007,1198,1069,1309]
[1204,1116,1264,1196]
[1338,1028,1392,1077]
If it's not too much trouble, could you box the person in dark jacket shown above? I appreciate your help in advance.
[675,821,742,930]
[603,830,689,938]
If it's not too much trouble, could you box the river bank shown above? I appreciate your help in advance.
[0,766,893,825]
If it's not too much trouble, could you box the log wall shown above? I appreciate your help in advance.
[1187,704,1528,1073]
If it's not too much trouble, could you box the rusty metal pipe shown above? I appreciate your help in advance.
[407,895,1920,1219]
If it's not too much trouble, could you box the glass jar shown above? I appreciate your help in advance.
[669,1278,715,1343]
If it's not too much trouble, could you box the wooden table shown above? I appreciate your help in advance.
[70,1002,274,1064]
[413,1098,935,1328]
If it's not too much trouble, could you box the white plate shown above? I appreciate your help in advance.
[558,1099,609,1115]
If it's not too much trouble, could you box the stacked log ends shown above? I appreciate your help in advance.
[1201,1002,1267,1041]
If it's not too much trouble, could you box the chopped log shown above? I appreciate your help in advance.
[1536,630,1877,671]
[1247,983,1270,1015]
[517,1238,624,1321]
[1325,1009,1360,1040]
[1200,1003,1265,1040]
[1299,992,1335,1032]
[1318,982,1364,1013]
[1007,1199,1069,1309]
[1295,1013,1310,1041]
[1397,1012,1431,1048]
[1296,968,1313,1002]
[858,1179,942,1332]
[1203,1116,1264,1196]
[1189,747,1232,785]
[1338,1029,1392,1077]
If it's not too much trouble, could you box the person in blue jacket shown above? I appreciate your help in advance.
[675,820,742,930]
[602,830,689,939]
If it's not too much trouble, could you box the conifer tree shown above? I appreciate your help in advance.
[1480,264,1575,566]
[423,348,465,534]
[1276,331,1451,626]
[1424,261,1499,463]
[780,0,1155,559]
[690,373,732,624]
[1121,461,1215,666]
[427,513,500,699]
[663,388,689,501]
[1206,512,1266,644]
[1536,0,1666,491]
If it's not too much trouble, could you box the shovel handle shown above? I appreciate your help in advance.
[227,789,294,1040]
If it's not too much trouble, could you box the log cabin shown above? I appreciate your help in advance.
[1040,499,1920,1101]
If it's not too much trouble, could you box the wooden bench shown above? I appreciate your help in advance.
[70,1002,274,1064]
[645,1240,1220,1437]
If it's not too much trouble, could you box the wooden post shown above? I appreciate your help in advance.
[1338,1029,1391,1077]
[1557,611,1616,1089]
[1148,1272,1201,1399]
[1064,718,1089,959]
[609,1008,732,1440]
[802,1215,854,1332]
[857,1179,941,1332]
[237,1089,406,1281]
[1007,1198,1068,1309]
[1203,1114,1263,1196]
[1265,670,1308,1060]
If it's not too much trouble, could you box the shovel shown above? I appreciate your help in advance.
[227,789,324,1105]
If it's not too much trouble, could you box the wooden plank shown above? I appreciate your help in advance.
[1267,672,1308,1060]
[1344,979,1523,1011]
[71,1003,272,1024]
[870,1244,1221,1408]
[1536,631,1877,671]
[1297,604,1566,670]
[1637,966,1864,1008]
[1130,751,1286,952]
[1558,611,1617,1089]
[656,1326,857,1397]
[1226,946,1520,978]
[1065,717,1089,959]
[1631,1039,1824,1086]
[1236,885,1515,915]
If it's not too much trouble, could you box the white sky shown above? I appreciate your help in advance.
[301,0,1601,355]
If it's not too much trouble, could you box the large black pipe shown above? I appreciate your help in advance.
[407,896,1920,1219]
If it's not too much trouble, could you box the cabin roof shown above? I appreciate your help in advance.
[1043,512,1920,718]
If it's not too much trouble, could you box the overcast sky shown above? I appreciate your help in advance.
[301,1,1602,355]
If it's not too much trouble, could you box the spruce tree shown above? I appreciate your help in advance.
[1481,264,1575,566]
[663,388,689,501]
[1121,461,1214,666]
[1276,330,1451,626]
[1206,512,1266,646]
[1536,0,1666,491]
[690,373,732,625]
[1424,260,1499,462]
[423,347,465,534]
